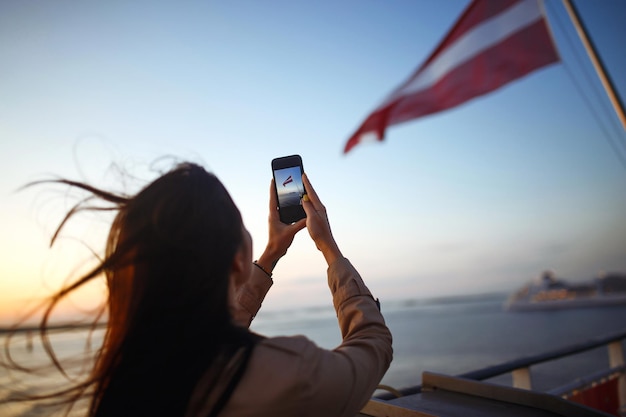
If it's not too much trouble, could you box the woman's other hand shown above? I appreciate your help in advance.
[301,173,343,266]
[255,179,306,274]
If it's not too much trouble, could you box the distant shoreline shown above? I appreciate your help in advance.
[0,292,512,333]
[0,321,106,334]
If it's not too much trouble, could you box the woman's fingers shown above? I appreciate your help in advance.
[269,179,279,216]
[302,173,325,213]
[290,218,307,233]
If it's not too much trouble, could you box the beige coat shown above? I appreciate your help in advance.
[189,258,393,417]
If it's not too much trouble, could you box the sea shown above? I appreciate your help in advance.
[277,191,301,207]
[2,293,626,416]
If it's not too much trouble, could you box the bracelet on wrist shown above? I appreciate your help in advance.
[253,261,272,278]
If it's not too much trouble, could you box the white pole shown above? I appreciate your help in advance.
[561,0,626,131]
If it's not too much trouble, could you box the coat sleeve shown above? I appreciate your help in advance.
[300,257,393,417]
[230,264,273,328]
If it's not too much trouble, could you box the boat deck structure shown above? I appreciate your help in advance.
[359,329,626,417]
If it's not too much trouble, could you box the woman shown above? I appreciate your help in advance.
[4,162,392,416]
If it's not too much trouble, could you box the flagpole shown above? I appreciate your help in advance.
[561,0,626,131]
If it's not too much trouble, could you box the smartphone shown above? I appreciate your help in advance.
[271,155,306,224]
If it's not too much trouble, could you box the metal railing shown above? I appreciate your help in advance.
[376,328,626,415]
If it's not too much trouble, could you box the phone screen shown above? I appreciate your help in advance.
[274,166,305,208]
[272,155,306,224]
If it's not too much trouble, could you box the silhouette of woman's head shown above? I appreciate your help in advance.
[105,162,244,333]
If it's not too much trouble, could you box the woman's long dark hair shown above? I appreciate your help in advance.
[2,162,255,416]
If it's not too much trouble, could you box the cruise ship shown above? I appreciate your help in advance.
[505,271,626,311]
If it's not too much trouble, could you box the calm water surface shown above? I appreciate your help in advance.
[253,294,626,391]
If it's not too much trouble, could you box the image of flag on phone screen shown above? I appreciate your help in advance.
[275,168,303,208]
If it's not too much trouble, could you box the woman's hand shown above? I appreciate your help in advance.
[301,173,343,266]
[255,179,306,274]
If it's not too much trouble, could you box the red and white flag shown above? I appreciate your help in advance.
[344,0,559,154]
[282,175,293,186]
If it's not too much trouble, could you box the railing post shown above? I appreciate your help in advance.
[512,367,532,390]
[608,341,626,416]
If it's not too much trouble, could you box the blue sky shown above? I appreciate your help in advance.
[1,0,625,319]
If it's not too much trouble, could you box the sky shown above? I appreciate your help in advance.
[1,0,625,323]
